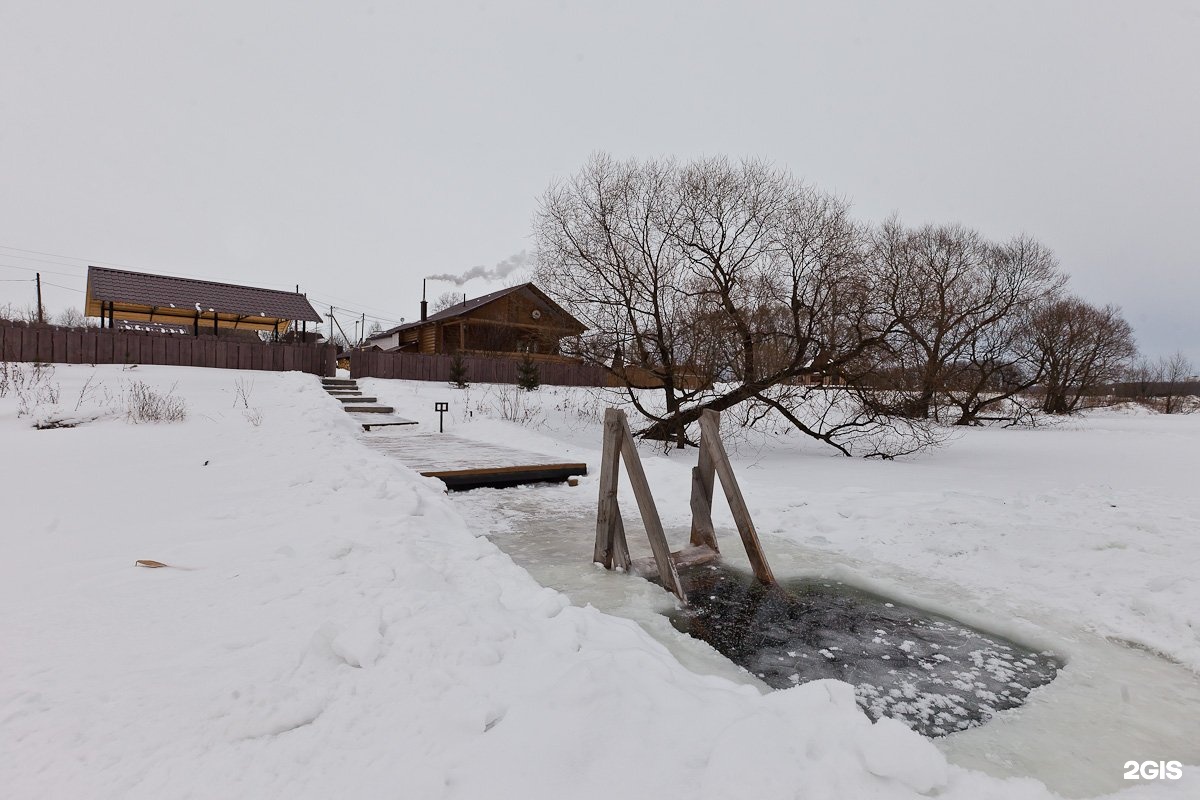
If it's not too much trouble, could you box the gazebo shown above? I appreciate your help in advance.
[85,266,323,339]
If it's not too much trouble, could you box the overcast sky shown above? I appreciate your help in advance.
[1,1,1196,360]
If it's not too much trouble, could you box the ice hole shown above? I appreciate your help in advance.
[666,563,1062,737]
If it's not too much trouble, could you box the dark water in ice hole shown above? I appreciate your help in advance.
[665,563,1063,738]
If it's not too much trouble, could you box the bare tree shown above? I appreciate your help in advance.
[432,291,465,313]
[535,153,933,456]
[868,220,1064,423]
[54,307,90,328]
[0,303,44,325]
[1131,351,1198,414]
[536,154,710,447]
[1156,351,1196,414]
[1032,297,1137,414]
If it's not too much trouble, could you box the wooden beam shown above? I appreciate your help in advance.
[689,437,718,550]
[611,504,631,571]
[698,410,774,585]
[631,544,719,579]
[616,410,686,602]
[594,408,623,567]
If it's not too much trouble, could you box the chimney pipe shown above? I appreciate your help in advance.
[420,279,428,321]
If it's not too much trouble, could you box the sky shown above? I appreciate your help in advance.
[0,1,1196,361]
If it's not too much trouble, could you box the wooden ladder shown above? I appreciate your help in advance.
[593,408,774,603]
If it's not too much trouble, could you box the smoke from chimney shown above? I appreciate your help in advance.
[426,251,529,286]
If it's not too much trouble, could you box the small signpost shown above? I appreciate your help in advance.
[434,401,449,432]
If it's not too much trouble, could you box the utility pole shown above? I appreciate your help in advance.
[35,273,44,324]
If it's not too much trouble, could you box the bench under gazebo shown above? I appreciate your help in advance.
[85,266,323,339]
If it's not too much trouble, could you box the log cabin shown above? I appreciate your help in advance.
[365,283,585,359]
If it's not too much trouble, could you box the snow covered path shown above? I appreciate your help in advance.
[1,367,1197,799]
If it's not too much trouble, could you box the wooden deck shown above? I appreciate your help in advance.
[361,432,587,490]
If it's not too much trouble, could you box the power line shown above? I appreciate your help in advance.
[41,281,83,293]
[0,262,88,279]
[0,250,93,271]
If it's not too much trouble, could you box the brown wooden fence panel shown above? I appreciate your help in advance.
[162,337,179,366]
[36,329,52,363]
[97,331,114,363]
[176,338,192,366]
[0,324,334,377]
[82,331,98,364]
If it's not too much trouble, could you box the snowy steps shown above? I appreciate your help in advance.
[321,377,416,430]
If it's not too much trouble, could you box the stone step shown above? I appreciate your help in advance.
[336,396,377,403]
[322,378,356,387]
[326,389,362,395]
[343,405,395,414]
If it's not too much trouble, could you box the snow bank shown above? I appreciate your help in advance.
[1,367,1194,798]
[0,367,972,798]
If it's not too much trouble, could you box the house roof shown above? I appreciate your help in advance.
[87,266,323,323]
[370,283,583,339]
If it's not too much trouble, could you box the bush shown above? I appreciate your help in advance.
[449,353,469,389]
[124,381,187,423]
[517,352,540,391]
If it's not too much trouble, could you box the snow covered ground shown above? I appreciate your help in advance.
[1,365,1197,799]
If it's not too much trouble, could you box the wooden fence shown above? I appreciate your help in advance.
[0,324,335,377]
[349,349,611,387]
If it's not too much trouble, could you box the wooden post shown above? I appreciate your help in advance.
[593,408,624,567]
[689,423,718,550]
[698,410,774,585]
[615,411,685,601]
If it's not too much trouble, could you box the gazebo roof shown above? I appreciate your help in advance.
[86,266,322,323]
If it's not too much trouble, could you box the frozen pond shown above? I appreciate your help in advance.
[450,484,1200,797]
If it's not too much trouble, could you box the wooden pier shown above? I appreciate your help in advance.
[361,432,587,491]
